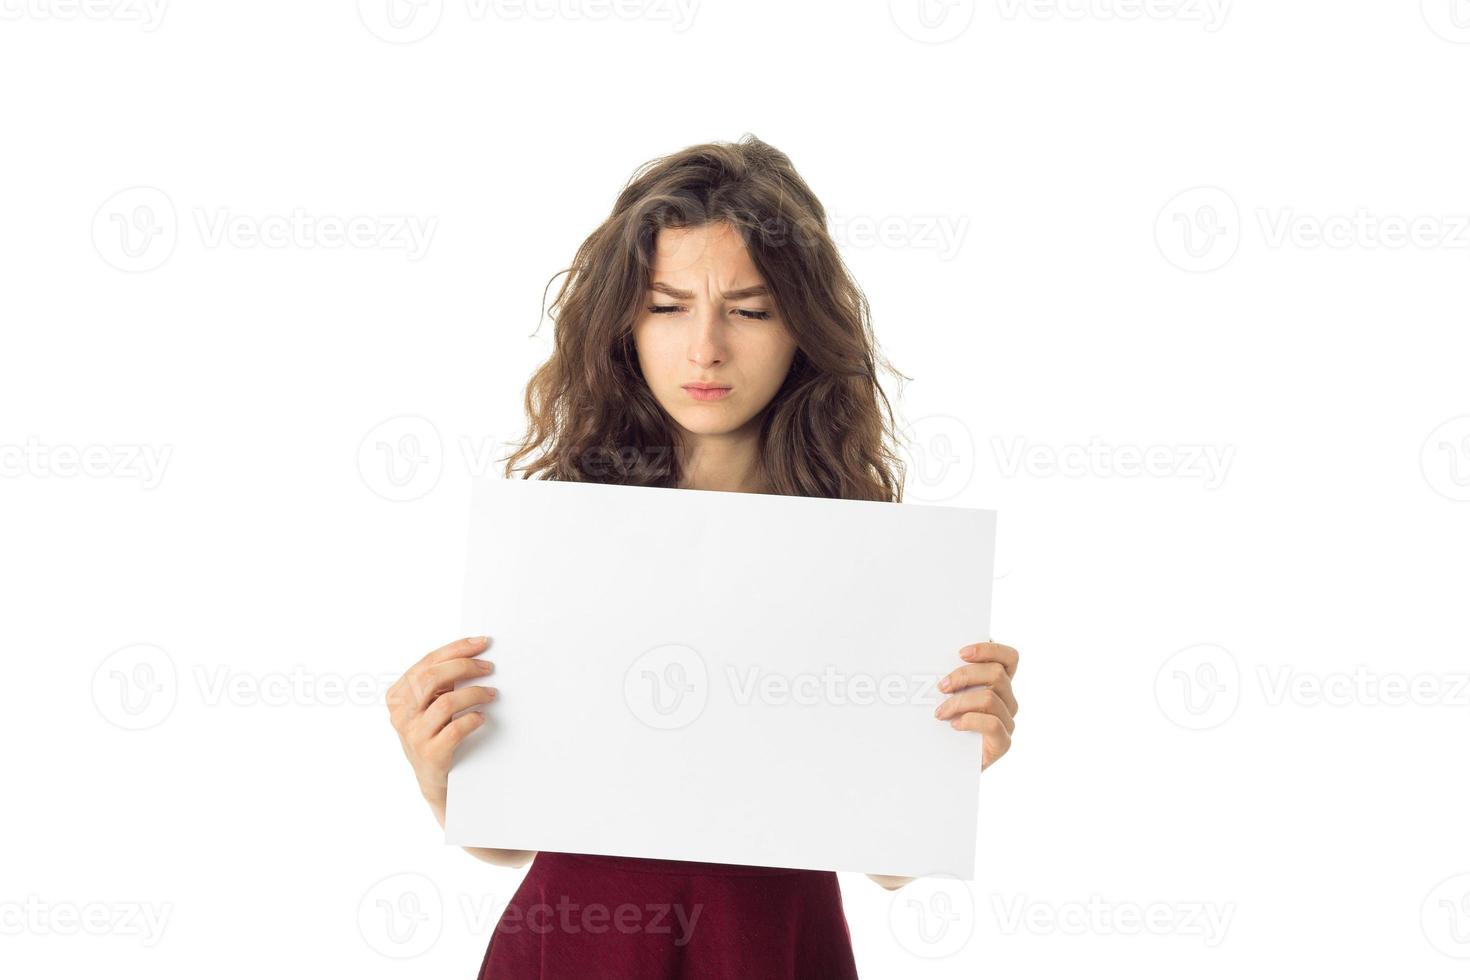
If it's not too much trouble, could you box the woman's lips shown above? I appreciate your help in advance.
[682,384,732,402]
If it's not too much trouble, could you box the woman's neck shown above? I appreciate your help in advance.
[677,428,768,494]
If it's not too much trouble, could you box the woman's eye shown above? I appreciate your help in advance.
[646,305,772,320]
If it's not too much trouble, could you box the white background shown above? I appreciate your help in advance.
[2,2,1468,977]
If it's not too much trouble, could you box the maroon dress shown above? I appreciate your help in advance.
[476,851,861,979]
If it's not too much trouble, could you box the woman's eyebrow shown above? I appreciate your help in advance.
[649,281,770,301]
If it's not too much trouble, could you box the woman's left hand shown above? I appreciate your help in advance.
[935,641,1019,770]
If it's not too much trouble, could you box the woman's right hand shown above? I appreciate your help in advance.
[387,635,498,807]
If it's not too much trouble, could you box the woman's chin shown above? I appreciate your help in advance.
[671,412,749,439]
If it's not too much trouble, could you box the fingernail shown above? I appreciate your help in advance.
[938,677,951,692]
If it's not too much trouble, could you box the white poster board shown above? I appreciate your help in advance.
[445,477,996,879]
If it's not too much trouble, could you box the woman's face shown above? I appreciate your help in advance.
[631,221,798,442]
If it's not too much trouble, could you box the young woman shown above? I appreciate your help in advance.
[387,135,1021,979]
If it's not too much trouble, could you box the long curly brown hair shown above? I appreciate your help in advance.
[502,134,909,502]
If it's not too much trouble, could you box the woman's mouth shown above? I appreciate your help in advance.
[682,383,732,402]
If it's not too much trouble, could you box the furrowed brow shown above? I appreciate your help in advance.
[649,281,770,302]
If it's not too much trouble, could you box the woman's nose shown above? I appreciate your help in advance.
[687,307,727,367]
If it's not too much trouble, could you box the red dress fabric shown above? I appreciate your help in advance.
[476,851,861,979]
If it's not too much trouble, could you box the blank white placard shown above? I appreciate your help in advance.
[445,477,996,879]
